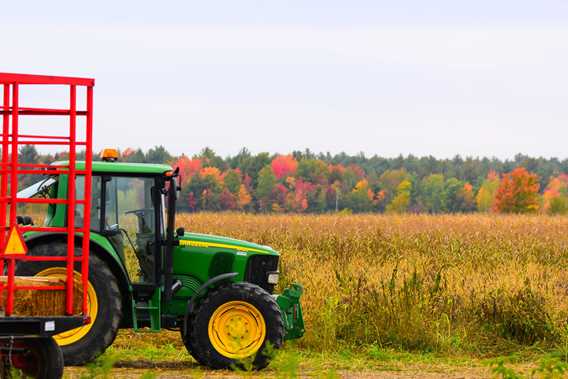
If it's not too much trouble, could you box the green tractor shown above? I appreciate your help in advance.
[15,152,304,369]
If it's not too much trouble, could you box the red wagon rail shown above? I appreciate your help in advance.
[0,73,94,318]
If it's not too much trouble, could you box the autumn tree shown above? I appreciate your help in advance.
[543,174,568,215]
[386,179,412,213]
[184,174,207,211]
[271,155,298,180]
[493,167,540,213]
[184,167,224,211]
[237,185,252,210]
[328,164,345,184]
[219,189,237,210]
[378,169,409,205]
[286,179,314,212]
[272,183,289,212]
[297,159,328,184]
[174,155,201,186]
[460,182,476,212]
[444,178,476,213]
[338,165,364,195]
[344,179,373,212]
[476,171,500,212]
[419,174,446,213]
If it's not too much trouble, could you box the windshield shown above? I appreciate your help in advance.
[17,177,56,199]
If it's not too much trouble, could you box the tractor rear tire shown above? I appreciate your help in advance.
[183,282,284,370]
[15,242,123,366]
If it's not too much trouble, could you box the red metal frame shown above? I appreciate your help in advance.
[0,73,94,318]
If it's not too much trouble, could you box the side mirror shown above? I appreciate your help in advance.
[104,224,121,236]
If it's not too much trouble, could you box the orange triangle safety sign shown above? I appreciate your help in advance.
[3,227,27,255]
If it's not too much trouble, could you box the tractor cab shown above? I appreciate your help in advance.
[20,154,173,287]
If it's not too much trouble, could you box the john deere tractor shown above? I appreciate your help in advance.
[15,150,304,369]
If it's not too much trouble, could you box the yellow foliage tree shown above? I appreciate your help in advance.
[386,179,412,213]
[476,171,500,212]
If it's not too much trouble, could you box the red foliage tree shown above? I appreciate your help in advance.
[219,189,237,210]
[271,155,298,180]
[175,156,202,185]
[287,179,315,212]
[273,183,289,209]
[492,167,540,213]
[348,164,366,179]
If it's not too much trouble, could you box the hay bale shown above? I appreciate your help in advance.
[0,276,83,316]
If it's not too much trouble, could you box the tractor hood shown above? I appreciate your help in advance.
[178,232,278,256]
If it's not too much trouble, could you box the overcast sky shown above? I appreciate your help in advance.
[1,1,568,159]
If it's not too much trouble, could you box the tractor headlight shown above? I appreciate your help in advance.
[267,272,280,285]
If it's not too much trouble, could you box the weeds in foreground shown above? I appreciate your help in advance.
[80,354,117,379]
[491,355,568,378]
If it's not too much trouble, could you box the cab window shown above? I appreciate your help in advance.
[74,175,102,231]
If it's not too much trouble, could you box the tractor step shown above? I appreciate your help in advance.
[132,283,156,302]
[131,284,161,332]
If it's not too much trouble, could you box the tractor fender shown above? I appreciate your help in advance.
[182,272,238,337]
[24,232,133,327]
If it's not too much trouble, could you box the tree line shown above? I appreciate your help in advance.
[16,145,568,214]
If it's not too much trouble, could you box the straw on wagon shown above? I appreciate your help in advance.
[0,276,83,316]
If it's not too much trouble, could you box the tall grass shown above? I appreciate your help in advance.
[180,213,568,356]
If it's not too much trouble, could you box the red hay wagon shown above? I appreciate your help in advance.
[0,73,94,379]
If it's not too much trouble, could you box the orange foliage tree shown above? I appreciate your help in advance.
[237,184,252,210]
[199,166,223,183]
[492,167,540,213]
[460,182,476,211]
[543,174,568,214]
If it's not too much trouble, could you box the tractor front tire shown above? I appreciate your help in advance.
[183,282,284,370]
[15,242,123,366]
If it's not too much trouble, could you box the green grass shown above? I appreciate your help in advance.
[63,343,568,378]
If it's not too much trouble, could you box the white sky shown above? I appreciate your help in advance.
[1,1,567,159]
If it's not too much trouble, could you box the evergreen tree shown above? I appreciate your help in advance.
[146,146,172,164]
[19,145,40,187]
[256,166,276,212]
[224,169,242,194]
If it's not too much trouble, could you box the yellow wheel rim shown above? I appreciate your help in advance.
[208,301,266,359]
[35,267,98,346]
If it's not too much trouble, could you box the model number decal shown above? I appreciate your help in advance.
[179,239,268,254]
